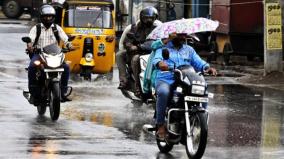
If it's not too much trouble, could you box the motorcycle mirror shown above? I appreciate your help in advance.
[22,37,31,43]
[162,48,170,60]
[68,35,76,41]
[187,34,200,42]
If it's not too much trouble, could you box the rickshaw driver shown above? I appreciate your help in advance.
[116,6,161,97]
[27,4,73,103]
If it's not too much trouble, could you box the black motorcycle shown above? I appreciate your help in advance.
[144,52,212,159]
[22,37,72,121]
[119,33,155,105]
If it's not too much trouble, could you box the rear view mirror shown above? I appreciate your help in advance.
[187,34,200,42]
[68,35,76,41]
[22,37,31,43]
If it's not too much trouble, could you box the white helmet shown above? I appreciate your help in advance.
[39,5,56,27]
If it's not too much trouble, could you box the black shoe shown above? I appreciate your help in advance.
[134,89,142,98]
[29,95,40,106]
[33,98,40,106]
[117,82,127,89]
[61,96,72,102]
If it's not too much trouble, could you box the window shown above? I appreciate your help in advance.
[64,5,113,29]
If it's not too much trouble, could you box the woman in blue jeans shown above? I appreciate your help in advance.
[152,33,217,139]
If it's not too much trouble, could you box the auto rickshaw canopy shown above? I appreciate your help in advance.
[64,0,114,7]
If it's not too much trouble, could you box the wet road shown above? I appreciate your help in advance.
[0,20,283,159]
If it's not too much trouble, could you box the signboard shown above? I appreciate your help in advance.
[265,2,282,50]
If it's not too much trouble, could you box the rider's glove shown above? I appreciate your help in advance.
[204,67,218,76]
[27,43,34,54]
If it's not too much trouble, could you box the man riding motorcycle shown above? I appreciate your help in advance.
[27,4,73,104]
[116,6,161,97]
[152,33,217,140]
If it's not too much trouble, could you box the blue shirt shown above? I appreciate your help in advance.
[152,41,209,85]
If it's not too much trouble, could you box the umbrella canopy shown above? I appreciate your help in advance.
[147,17,219,39]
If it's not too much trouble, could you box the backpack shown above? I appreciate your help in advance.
[33,23,60,47]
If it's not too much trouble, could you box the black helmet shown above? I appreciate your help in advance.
[39,4,56,28]
[139,6,158,26]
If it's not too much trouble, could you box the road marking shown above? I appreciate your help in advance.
[0,72,21,79]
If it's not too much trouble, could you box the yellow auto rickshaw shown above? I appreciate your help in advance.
[59,0,115,80]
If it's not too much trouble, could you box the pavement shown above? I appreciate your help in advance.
[211,56,284,91]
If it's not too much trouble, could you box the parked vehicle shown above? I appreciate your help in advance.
[22,37,72,121]
[211,0,264,64]
[57,0,115,80]
[0,0,42,19]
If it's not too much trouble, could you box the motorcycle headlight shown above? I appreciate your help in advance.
[44,53,62,68]
[191,85,205,95]
[85,53,93,62]
[34,60,41,66]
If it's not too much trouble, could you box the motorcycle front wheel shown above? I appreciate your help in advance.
[185,112,208,159]
[156,138,174,153]
[49,82,60,121]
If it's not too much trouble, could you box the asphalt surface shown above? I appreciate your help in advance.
[0,18,283,159]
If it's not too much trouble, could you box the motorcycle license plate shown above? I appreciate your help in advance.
[184,96,209,103]
[44,68,64,72]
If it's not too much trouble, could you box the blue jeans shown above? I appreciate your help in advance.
[155,80,208,125]
[155,80,173,125]
[28,54,70,97]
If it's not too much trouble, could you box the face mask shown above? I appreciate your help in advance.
[43,22,52,29]
[145,21,154,27]
[172,37,185,48]
[41,15,54,29]
[142,16,154,27]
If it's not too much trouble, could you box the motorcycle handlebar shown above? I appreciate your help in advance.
[62,47,76,53]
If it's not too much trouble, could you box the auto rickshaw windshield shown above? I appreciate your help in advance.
[64,5,113,28]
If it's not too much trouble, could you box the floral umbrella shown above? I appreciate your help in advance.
[147,17,219,39]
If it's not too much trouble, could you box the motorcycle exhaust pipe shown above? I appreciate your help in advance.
[142,124,156,135]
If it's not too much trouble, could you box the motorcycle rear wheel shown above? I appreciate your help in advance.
[185,112,208,159]
[156,139,174,153]
[49,82,61,121]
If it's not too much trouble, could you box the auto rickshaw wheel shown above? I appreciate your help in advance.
[81,67,92,81]
[83,74,92,81]
[106,67,113,81]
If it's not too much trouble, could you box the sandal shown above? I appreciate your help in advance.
[156,124,166,140]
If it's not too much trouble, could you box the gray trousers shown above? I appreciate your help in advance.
[116,50,141,89]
